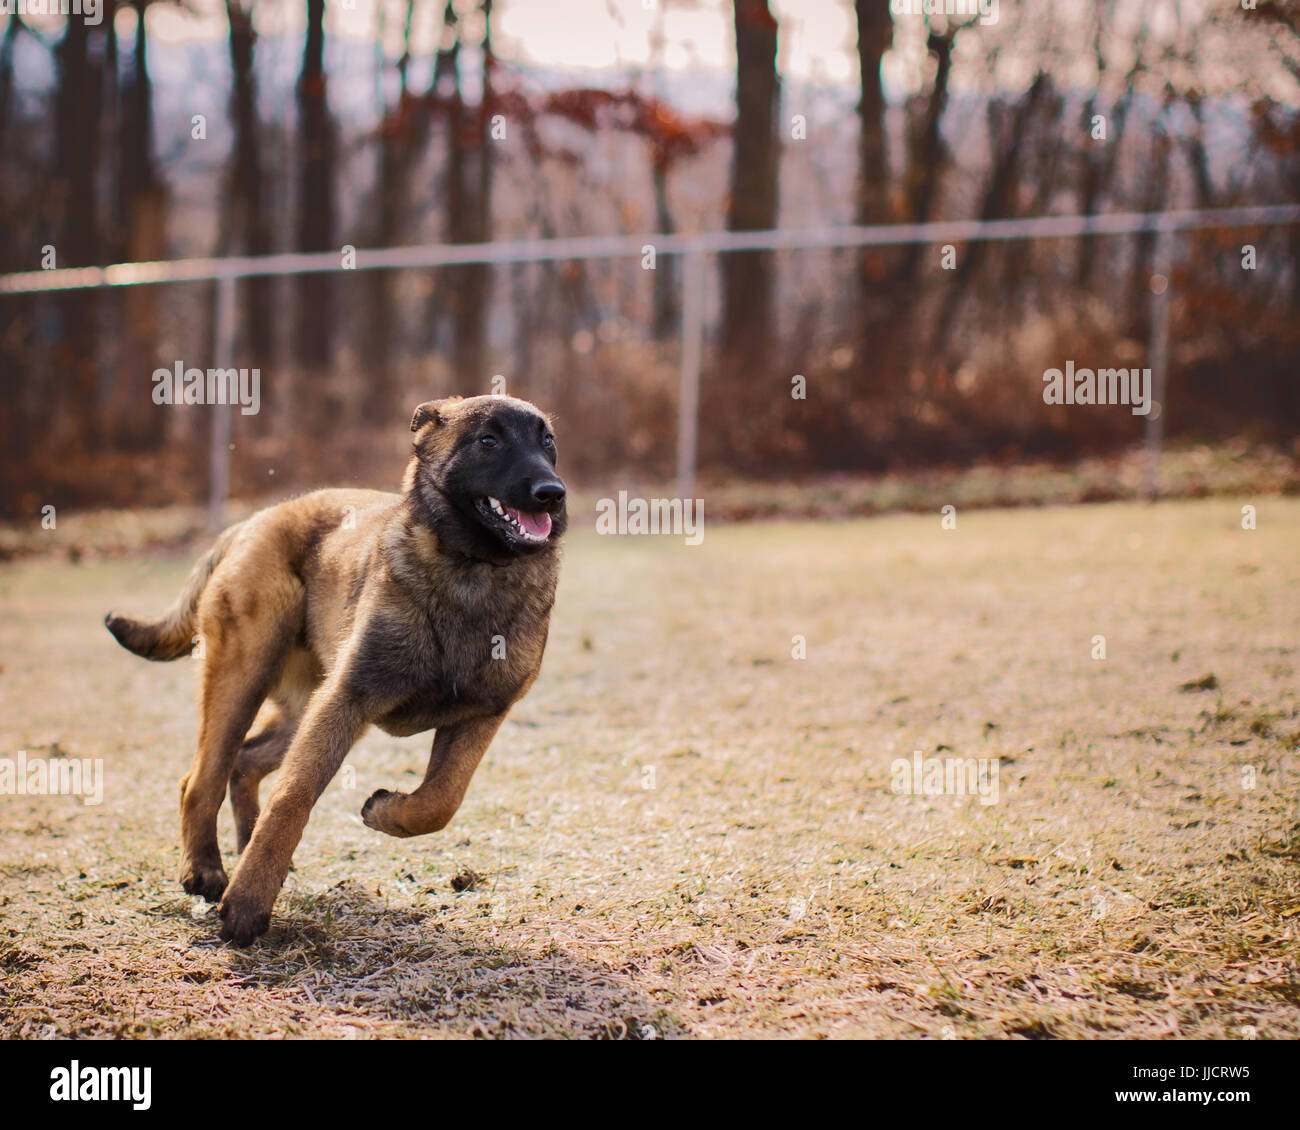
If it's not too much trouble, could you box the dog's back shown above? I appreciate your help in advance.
[106,487,396,666]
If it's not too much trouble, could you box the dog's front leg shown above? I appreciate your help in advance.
[362,712,506,838]
[217,678,374,944]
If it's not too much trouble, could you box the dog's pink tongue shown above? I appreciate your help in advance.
[510,508,552,538]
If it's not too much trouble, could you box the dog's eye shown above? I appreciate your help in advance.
[542,434,554,449]
[479,435,498,448]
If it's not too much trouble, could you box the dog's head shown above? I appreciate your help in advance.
[405,395,568,562]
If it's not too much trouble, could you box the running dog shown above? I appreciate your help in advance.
[105,394,566,944]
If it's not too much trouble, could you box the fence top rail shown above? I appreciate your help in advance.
[2,203,1298,295]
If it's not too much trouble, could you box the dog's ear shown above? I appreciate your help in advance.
[410,396,463,432]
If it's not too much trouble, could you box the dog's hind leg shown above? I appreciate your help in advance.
[179,584,297,902]
[229,711,297,853]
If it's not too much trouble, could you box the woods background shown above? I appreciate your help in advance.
[0,0,1298,518]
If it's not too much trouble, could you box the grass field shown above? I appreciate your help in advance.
[1,497,1298,1039]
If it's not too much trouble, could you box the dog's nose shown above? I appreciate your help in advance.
[531,480,566,507]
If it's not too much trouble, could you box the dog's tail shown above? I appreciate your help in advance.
[104,523,243,661]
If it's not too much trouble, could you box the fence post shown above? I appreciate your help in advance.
[1143,221,1175,502]
[677,249,704,499]
[208,274,237,530]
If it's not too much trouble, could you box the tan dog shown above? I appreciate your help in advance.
[106,395,567,944]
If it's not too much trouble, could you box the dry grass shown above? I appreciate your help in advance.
[3,441,1297,563]
[1,496,1298,1039]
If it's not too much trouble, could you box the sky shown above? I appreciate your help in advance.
[12,0,883,88]
[121,0,862,86]
[6,0,1276,104]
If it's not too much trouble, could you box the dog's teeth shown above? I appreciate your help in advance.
[486,499,547,542]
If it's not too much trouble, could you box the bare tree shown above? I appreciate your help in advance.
[934,71,1054,341]
[1076,2,1146,285]
[854,3,892,226]
[366,0,418,424]
[440,0,495,387]
[894,24,956,289]
[226,0,272,363]
[295,0,336,380]
[0,11,23,157]
[51,15,106,449]
[111,0,168,451]
[852,0,894,382]
[723,0,781,378]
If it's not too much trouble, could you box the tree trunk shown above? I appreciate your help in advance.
[1077,8,1145,287]
[295,0,336,378]
[227,0,273,365]
[441,0,494,387]
[895,28,954,289]
[934,71,1052,342]
[0,13,21,157]
[364,0,416,424]
[854,3,891,226]
[51,17,104,450]
[852,0,893,384]
[114,0,167,451]
[722,0,780,375]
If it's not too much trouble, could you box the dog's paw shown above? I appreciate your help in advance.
[361,788,393,831]
[180,860,228,903]
[217,894,271,946]
[361,789,418,837]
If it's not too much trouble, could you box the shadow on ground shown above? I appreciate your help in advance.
[179,881,687,1039]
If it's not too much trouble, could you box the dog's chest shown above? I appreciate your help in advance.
[360,592,549,736]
